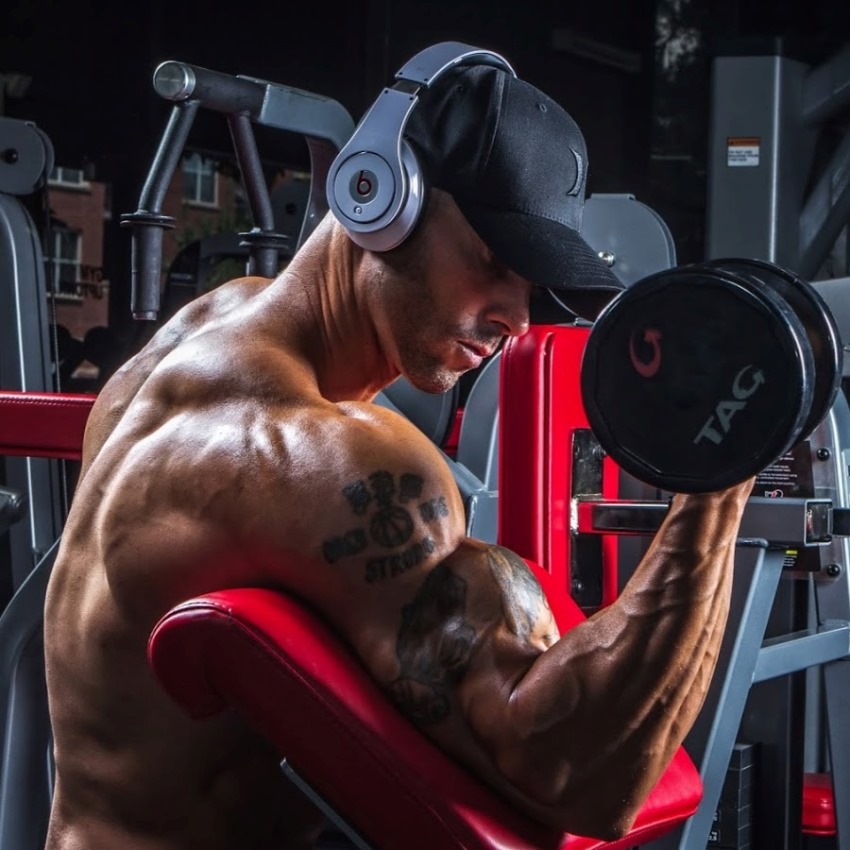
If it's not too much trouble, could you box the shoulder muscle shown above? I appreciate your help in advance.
[301,401,466,581]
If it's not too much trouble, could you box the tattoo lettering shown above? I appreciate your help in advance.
[322,529,368,564]
[365,537,435,583]
[399,473,424,502]
[388,563,476,725]
[322,470,447,573]
[486,546,551,641]
[369,470,395,504]
[342,481,372,515]
[418,496,449,523]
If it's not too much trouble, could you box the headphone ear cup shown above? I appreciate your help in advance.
[342,139,427,253]
[329,150,396,231]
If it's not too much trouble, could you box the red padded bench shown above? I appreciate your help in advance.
[0,391,95,461]
[148,559,702,850]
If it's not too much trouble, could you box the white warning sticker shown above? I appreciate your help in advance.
[727,136,760,167]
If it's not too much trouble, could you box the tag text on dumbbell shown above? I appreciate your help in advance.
[693,365,766,446]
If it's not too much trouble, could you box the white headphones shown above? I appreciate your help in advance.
[326,41,515,252]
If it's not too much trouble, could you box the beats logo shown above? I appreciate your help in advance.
[350,169,378,204]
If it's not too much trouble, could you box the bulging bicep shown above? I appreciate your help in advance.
[301,404,467,583]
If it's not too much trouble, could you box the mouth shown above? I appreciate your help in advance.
[459,341,497,359]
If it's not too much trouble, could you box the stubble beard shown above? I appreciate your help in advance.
[394,277,468,395]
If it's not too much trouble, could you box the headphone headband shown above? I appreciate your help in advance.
[394,41,515,86]
[327,42,515,252]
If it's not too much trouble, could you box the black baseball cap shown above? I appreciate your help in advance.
[404,64,624,320]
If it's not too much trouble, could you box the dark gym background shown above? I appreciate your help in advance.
[1,0,849,346]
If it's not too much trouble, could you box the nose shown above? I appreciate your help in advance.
[485,278,531,338]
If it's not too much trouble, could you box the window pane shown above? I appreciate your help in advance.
[183,170,198,201]
[55,229,79,261]
[182,153,217,203]
[52,229,81,291]
[198,171,216,204]
[49,166,85,185]
[183,152,202,176]
[57,261,77,286]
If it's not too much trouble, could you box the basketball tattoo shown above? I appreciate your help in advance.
[321,471,451,582]
[388,563,476,724]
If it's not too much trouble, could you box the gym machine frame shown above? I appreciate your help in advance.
[122,60,355,322]
[0,117,65,590]
[707,39,850,280]
[706,38,850,847]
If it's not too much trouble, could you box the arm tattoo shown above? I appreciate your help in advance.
[419,496,449,523]
[486,546,551,642]
[321,471,453,583]
[388,563,476,725]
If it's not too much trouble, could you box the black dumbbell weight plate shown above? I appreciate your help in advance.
[580,265,816,493]
[706,258,843,442]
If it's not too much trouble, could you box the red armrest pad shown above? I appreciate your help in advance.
[0,391,95,460]
[149,580,701,849]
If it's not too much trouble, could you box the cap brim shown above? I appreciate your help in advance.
[461,206,624,320]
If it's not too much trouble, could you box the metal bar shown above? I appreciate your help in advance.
[815,528,850,850]
[153,61,354,172]
[279,760,373,850]
[576,499,667,535]
[226,114,274,233]
[822,660,850,850]
[137,101,199,214]
[125,100,199,321]
[243,76,354,153]
[798,127,850,279]
[752,622,850,682]
[298,137,336,250]
[153,61,266,115]
[802,42,850,127]
[577,497,833,547]
[678,545,784,850]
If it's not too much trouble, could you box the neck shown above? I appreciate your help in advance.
[264,215,399,402]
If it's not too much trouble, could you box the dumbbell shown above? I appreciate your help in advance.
[580,258,844,493]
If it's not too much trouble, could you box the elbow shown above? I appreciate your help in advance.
[490,699,652,839]
[496,758,642,840]
[529,792,640,841]
[553,806,639,842]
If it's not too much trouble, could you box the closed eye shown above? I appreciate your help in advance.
[484,250,512,281]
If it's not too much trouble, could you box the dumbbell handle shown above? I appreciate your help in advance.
[576,497,838,548]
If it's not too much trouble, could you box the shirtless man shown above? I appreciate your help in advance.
[44,54,754,849]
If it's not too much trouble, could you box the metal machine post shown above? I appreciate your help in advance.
[0,117,65,589]
[707,41,850,279]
